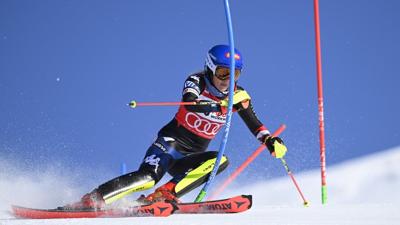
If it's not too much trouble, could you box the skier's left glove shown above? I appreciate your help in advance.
[259,134,287,158]
[220,90,251,112]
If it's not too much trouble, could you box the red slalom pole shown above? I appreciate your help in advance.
[314,0,328,204]
[209,124,286,200]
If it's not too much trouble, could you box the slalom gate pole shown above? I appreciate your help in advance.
[313,0,328,204]
[194,0,236,202]
[120,162,127,175]
[209,124,286,200]
[128,100,220,108]
[280,158,309,206]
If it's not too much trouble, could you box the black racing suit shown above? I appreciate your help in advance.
[97,70,270,200]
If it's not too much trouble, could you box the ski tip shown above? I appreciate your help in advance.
[242,195,253,209]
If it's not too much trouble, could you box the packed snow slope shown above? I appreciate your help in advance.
[1,146,399,225]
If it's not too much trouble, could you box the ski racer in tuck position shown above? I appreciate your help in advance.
[68,44,287,209]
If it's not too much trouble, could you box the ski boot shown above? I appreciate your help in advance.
[62,189,105,210]
[141,182,181,204]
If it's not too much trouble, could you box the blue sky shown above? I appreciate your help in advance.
[1,0,399,184]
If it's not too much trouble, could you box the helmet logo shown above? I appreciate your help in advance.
[225,52,241,60]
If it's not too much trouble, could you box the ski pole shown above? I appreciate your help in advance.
[209,124,286,199]
[129,91,250,108]
[280,158,309,206]
[128,100,220,108]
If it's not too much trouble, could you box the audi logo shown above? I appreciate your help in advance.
[185,112,223,136]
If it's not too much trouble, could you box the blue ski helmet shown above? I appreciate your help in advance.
[205,44,243,75]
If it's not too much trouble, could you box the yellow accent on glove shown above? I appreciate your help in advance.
[271,141,287,159]
[220,90,251,107]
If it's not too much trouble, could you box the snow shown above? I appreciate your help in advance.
[1,147,400,225]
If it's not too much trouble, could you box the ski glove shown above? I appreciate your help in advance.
[260,134,287,158]
[220,90,251,113]
[220,90,251,107]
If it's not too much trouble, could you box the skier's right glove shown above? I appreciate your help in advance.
[260,134,287,158]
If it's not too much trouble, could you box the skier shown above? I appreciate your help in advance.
[68,44,287,209]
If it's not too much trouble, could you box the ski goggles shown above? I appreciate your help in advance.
[214,67,241,81]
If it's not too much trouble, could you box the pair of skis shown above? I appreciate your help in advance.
[12,195,252,219]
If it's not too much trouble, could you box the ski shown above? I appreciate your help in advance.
[12,195,252,219]
[176,195,252,214]
[12,201,175,219]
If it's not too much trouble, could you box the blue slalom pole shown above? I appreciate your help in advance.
[120,162,127,175]
[195,0,236,202]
